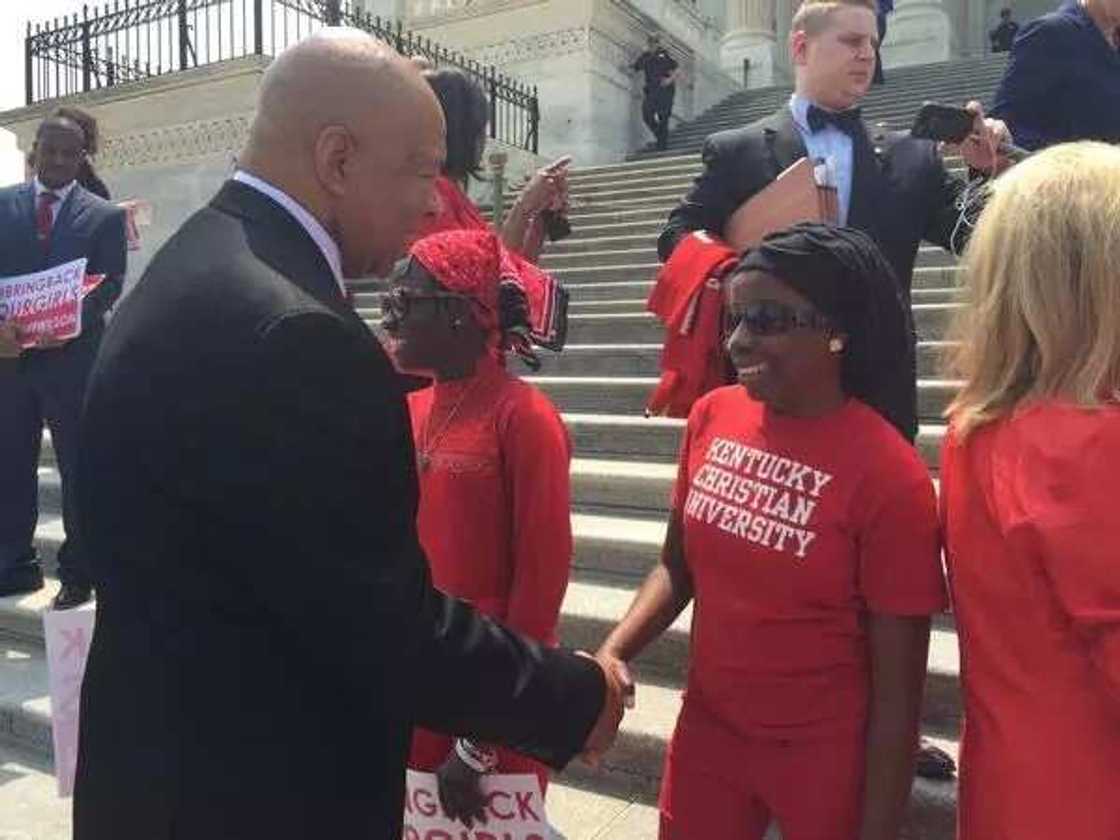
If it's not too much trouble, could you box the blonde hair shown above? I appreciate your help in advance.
[946,141,1120,438]
[792,0,877,36]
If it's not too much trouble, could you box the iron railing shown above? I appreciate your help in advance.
[25,0,540,153]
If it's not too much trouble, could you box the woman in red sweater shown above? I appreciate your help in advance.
[380,228,572,827]
[598,223,947,840]
[941,141,1120,840]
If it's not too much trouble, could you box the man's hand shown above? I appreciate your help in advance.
[436,748,488,828]
[0,322,24,359]
[578,650,635,766]
[952,100,1012,174]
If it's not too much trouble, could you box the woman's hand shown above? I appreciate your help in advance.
[518,156,572,215]
[436,747,488,828]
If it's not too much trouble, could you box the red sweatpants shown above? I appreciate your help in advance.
[659,700,865,840]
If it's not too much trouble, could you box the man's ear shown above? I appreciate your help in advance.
[313,125,352,198]
[790,30,810,66]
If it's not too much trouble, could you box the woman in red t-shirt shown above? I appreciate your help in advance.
[941,141,1120,840]
[380,228,572,828]
[599,223,947,840]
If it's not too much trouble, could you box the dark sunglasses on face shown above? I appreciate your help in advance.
[725,300,832,337]
[381,287,469,320]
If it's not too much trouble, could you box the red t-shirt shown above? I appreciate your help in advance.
[674,387,946,739]
[941,402,1120,840]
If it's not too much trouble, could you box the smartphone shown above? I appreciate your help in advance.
[910,103,976,144]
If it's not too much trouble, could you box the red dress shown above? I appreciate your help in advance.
[660,387,946,839]
[941,402,1120,840]
[406,356,573,791]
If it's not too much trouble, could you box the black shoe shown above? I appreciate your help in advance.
[915,742,957,780]
[0,562,45,598]
[52,582,93,610]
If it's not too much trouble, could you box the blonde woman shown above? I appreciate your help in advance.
[941,141,1120,840]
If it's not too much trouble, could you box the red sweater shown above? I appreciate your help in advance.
[406,357,572,787]
[942,403,1120,839]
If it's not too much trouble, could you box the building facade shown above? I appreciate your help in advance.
[357,0,1051,163]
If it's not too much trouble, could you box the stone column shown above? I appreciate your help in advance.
[882,0,953,67]
[721,0,780,88]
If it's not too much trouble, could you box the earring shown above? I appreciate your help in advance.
[828,338,844,353]
[450,318,462,330]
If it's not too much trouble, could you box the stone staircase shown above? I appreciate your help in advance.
[636,53,1010,158]
[0,56,1011,839]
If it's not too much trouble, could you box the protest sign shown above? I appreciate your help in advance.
[0,258,88,347]
[42,603,96,797]
[403,770,551,840]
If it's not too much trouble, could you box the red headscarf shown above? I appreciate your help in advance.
[409,228,503,334]
[409,229,539,367]
[410,176,568,352]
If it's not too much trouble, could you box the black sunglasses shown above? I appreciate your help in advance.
[381,287,469,320]
[725,301,832,336]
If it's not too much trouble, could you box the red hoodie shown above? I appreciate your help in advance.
[646,232,738,418]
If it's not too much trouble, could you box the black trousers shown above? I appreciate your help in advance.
[0,332,99,586]
[642,85,675,150]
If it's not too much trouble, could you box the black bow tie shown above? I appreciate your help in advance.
[807,104,864,137]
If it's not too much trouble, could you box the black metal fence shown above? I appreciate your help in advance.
[25,0,539,152]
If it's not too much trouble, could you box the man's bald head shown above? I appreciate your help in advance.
[240,28,446,279]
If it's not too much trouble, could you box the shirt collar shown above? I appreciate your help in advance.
[34,177,76,206]
[232,170,346,297]
[789,94,814,132]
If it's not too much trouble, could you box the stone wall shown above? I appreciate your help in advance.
[409,0,741,164]
[0,56,544,289]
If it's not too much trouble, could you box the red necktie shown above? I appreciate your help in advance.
[36,191,59,250]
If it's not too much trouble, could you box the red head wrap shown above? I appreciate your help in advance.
[409,229,503,335]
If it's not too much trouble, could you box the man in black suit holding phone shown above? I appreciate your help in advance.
[73,29,627,840]
[658,0,1010,440]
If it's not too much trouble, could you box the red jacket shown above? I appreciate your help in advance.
[646,232,738,417]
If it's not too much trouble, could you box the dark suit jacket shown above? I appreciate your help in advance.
[0,182,127,346]
[658,108,967,439]
[73,181,605,840]
[991,0,1120,151]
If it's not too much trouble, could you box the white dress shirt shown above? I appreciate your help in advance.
[232,170,346,297]
[34,177,77,229]
[789,94,854,225]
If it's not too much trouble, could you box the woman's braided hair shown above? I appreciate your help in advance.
[738,222,916,440]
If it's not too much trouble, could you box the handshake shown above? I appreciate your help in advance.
[578,648,636,765]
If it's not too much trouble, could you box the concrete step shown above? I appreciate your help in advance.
[549,262,961,290]
[567,161,703,185]
[563,304,959,344]
[529,376,958,421]
[564,206,670,227]
[544,340,954,380]
[541,246,963,273]
[570,458,675,518]
[563,413,947,470]
[567,298,649,313]
[0,741,68,840]
[545,344,662,377]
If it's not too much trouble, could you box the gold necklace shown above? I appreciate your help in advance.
[417,377,482,472]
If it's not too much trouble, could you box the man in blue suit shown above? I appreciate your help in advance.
[0,114,127,607]
[991,0,1120,150]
